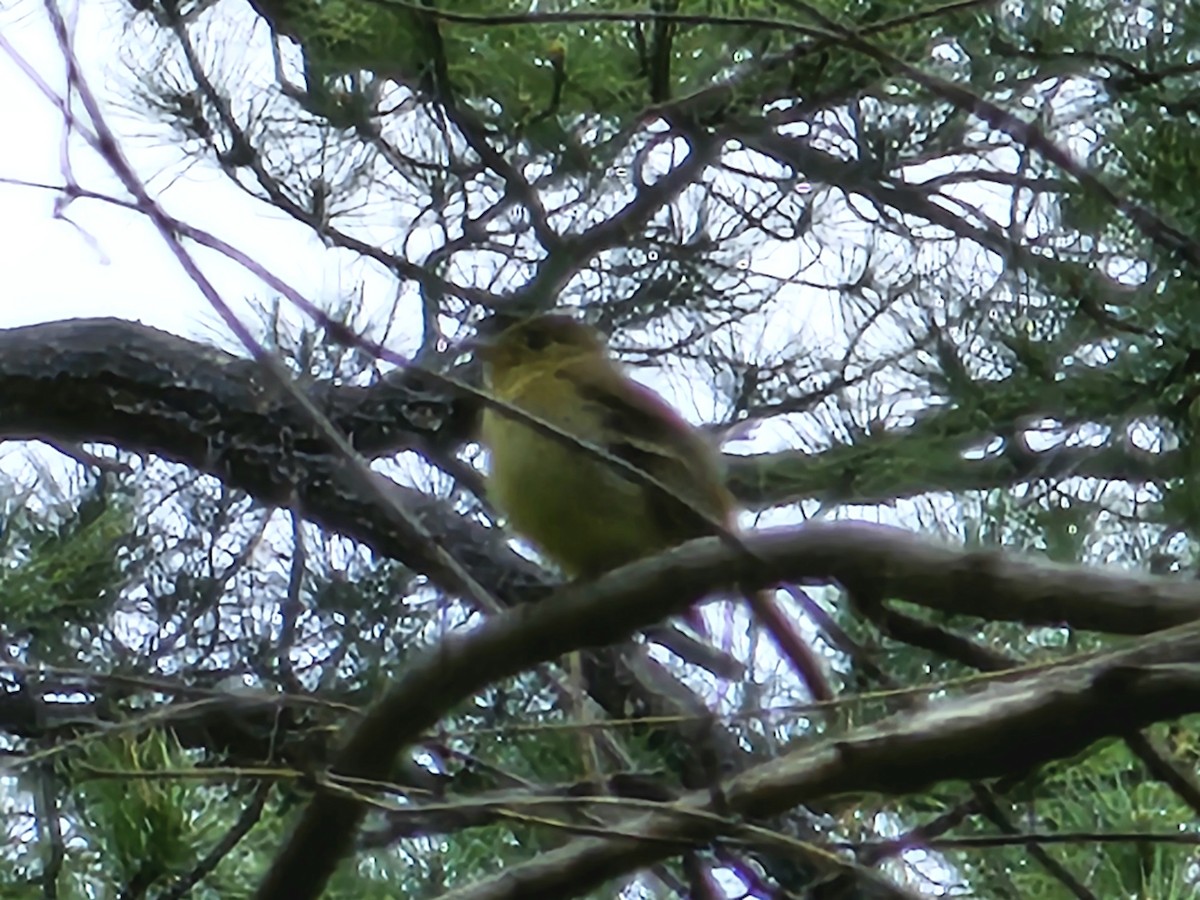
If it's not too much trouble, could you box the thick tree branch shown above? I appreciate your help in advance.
[256,529,757,899]
[436,621,1200,900]
[256,523,1200,898]
[2,316,1170,525]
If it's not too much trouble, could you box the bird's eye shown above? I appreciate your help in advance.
[524,331,550,351]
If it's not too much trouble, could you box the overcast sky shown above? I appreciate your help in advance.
[0,1,349,343]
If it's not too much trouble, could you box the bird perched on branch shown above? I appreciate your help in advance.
[472,313,830,702]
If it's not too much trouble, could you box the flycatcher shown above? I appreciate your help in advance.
[473,313,831,701]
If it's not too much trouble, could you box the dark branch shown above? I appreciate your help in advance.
[436,622,1200,900]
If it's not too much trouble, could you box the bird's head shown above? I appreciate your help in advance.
[472,314,608,380]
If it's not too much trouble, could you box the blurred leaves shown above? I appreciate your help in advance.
[0,478,133,651]
[73,733,206,889]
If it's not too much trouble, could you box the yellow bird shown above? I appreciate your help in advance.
[474,314,830,700]
[477,314,732,580]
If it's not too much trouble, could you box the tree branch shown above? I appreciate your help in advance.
[256,522,1200,897]
[436,622,1200,900]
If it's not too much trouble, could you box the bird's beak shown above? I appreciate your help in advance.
[459,333,497,361]
[459,313,526,360]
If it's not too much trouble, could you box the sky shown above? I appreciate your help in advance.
[0,1,838,360]
[0,0,345,342]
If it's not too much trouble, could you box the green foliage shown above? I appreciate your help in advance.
[258,0,783,110]
[72,733,210,889]
[942,729,1200,899]
[252,0,945,162]
[0,478,133,652]
[19,0,1200,893]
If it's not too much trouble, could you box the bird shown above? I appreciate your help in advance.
[473,313,831,700]
[476,314,732,580]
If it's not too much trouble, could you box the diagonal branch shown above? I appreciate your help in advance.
[436,622,1200,900]
[256,522,1200,898]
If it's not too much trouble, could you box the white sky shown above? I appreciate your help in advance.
[0,1,344,341]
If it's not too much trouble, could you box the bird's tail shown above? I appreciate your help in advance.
[745,588,833,702]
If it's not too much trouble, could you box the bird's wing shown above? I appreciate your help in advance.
[562,363,735,539]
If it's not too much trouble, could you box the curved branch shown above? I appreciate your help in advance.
[436,622,1200,900]
[256,519,1200,898]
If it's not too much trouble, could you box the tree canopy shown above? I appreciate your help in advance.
[4,0,1200,897]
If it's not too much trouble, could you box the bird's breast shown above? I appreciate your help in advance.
[480,384,658,576]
